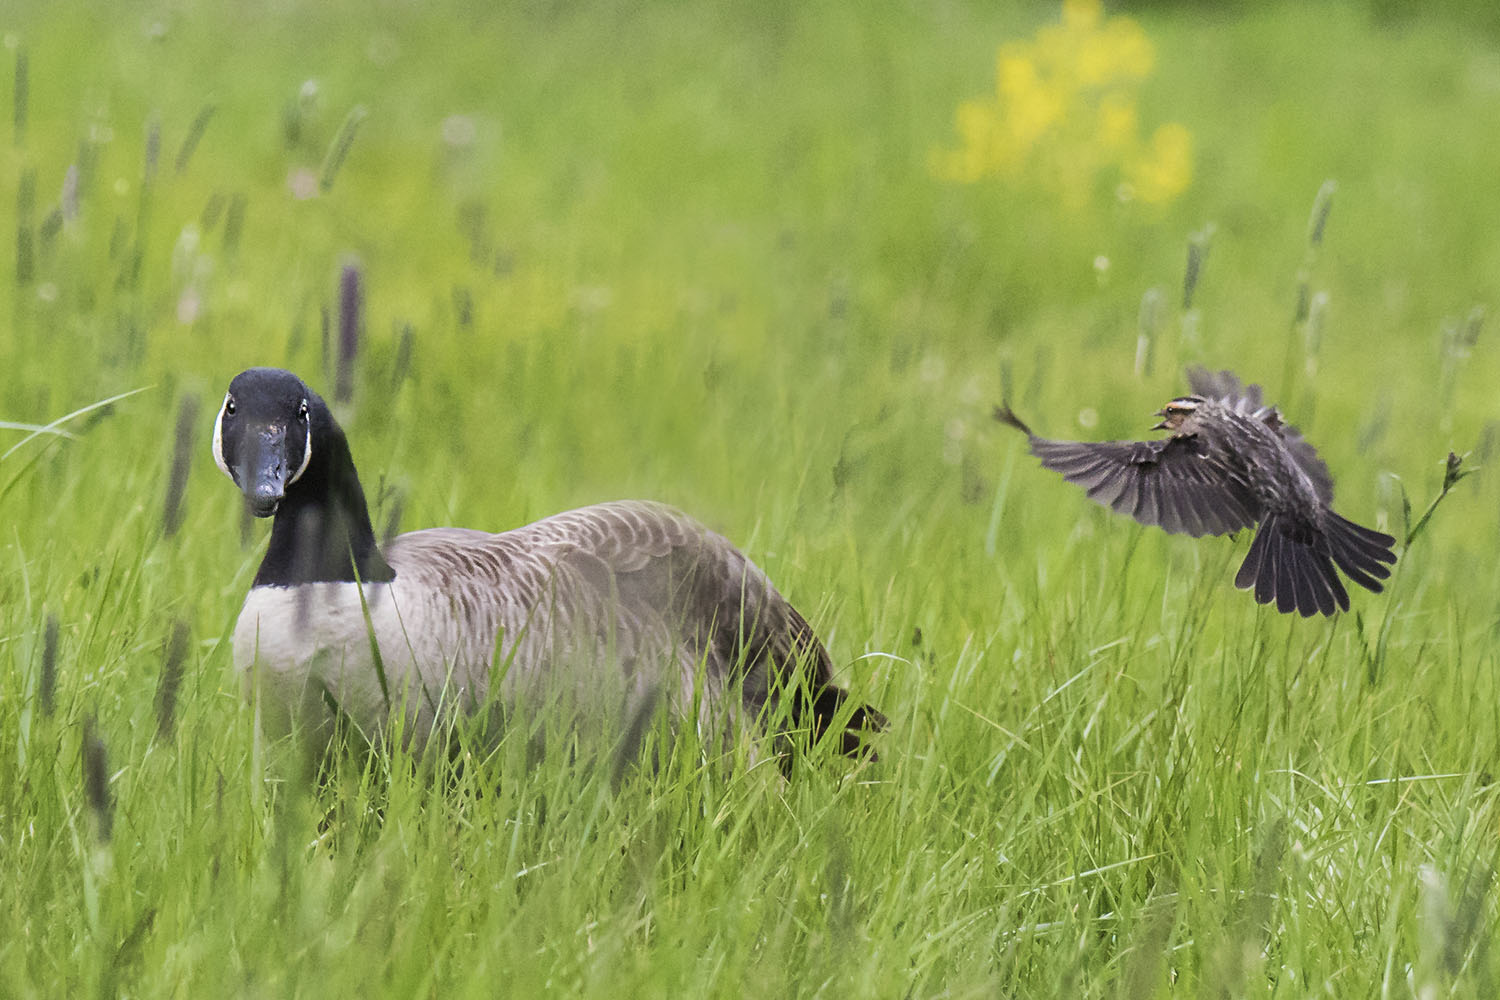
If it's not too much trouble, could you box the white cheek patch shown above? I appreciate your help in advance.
[288,406,313,485]
[212,394,233,481]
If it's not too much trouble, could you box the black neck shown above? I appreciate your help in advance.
[252,425,395,587]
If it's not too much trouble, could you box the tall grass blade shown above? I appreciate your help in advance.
[12,45,27,143]
[144,117,161,186]
[1135,287,1161,377]
[392,322,414,390]
[1,385,152,463]
[61,162,78,222]
[320,105,367,193]
[1182,228,1211,310]
[1307,178,1336,248]
[221,192,246,254]
[1405,451,1476,549]
[380,491,404,550]
[174,103,216,174]
[0,421,77,438]
[15,166,34,286]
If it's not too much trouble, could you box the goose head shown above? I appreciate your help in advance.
[213,368,322,517]
[214,368,392,586]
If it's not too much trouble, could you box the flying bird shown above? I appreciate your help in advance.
[213,367,881,762]
[994,367,1396,617]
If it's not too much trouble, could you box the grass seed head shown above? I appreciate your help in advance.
[1308,179,1336,248]
[336,261,363,404]
[163,393,200,537]
[81,716,114,842]
[39,614,58,718]
[154,620,191,741]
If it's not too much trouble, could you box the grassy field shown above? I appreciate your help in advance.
[4,0,1500,995]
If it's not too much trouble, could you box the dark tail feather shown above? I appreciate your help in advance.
[1327,515,1395,567]
[1272,527,1297,614]
[1240,514,1353,617]
[1242,515,1282,607]
[1235,515,1271,591]
[1328,547,1389,593]
[1296,543,1347,617]
[1289,546,1318,617]
[1309,543,1350,614]
[993,402,1034,437]
[1325,513,1397,593]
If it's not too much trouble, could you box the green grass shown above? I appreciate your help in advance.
[4,0,1500,995]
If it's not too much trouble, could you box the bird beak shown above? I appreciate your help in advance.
[239,424,290,518]
[1151,409,1169,431]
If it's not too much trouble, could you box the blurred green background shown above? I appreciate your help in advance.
[4,0,1500,995]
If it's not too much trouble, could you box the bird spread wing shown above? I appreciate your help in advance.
[1186,367,1335,503]
[1025,433,1263,537]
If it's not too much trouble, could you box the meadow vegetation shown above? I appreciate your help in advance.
[3,0,1500,995]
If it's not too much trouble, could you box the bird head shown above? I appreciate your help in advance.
[1152,395,1203,432]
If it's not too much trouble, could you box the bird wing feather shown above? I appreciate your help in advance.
[1026,433,1262,537]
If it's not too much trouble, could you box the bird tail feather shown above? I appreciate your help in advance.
[1236,513,1351,617]
[1324,513,1397,592]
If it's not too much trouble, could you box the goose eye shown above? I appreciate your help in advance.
[224,397,236,416]
[297,400,309,422]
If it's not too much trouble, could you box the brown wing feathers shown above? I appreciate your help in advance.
[998,376,1395,618]
[996,405,1261,539]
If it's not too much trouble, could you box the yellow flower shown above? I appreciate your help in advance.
[997,53,1066,154]
[1095,94,1138,152]
[1125,123,1194,205]
[934,0,1193,208]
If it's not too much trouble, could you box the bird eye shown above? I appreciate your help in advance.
[224,397,236,416]
[297,400,309,422]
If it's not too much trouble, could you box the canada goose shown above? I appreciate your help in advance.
[995,367,1396,616]
[214,367,881,762]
